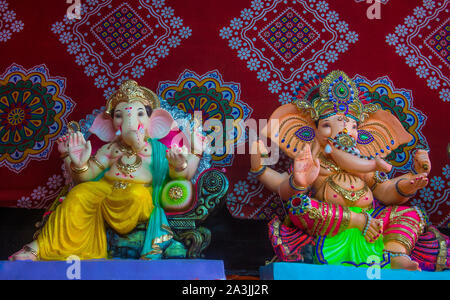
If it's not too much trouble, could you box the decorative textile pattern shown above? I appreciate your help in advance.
[385,0,449,102]
[0,0,24,43]
[158,69,253,166]
[0,0,448,228]
[220,0,359,104]
[0,64,75,174]
[50,0,192,97]
[227,150,291,219]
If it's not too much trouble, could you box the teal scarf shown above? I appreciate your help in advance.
[140,138,172,259]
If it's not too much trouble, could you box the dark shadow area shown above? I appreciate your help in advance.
[201,205,274,276]
[0,207,44,260]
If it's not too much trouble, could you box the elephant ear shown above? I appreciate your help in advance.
[356,109,413,159]
[147,108,176,139]
[262,103,316,159]
[147,109,190,149]
[89,112,116,142]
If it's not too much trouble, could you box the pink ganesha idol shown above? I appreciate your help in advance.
[251,70,450,271]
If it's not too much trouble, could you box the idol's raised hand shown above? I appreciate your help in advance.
[292,140,320,188]
[68,131,92,168]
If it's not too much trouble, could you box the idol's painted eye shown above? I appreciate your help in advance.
[114,113,122,119]
[138,111,145,117]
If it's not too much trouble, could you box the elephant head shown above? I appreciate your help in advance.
[88,80,187,151]
[263,71,413,174]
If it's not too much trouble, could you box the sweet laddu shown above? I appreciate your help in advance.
[9,80,202,261]
[252,71,449,271]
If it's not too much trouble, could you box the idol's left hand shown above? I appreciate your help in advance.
[167,144,188,171]
[413,149,431,175]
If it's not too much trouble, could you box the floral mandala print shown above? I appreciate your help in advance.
[158,70,253,167]
[0,64,75,174]
[50,0,192,96]
[0,0,25,43]
[385,0,450,102]
[220,0,359,104]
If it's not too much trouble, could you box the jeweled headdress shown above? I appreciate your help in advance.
[294,70,379,123]
[105,80,160,115]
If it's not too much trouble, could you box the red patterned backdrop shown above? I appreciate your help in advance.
[0,0,449,228]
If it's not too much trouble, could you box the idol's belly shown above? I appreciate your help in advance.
[106,163,152,184]
[315,175,373,208]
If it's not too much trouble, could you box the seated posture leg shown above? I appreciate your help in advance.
[37,180,112,260]
[10,179,153,261]
[378,205,426,270]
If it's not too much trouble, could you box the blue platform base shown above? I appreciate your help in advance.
[0,259,225,280]
[260,262,450,280]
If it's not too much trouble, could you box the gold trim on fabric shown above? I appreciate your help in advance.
[385,226,416,241]
[429,227,448,272]
[320,203,332,236]
[310,203,324,236]
[329,204,341,236]
[384,233,413,254]
[140,224,174,260]
[272,219,292,257]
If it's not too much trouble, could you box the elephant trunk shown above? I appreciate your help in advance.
[121,126,146,152]
[328,140,392,174]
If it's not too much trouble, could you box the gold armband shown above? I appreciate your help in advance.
[89,156,106,170]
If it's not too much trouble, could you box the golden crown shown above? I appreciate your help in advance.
[105,80,160,115]
[295,70,379,123]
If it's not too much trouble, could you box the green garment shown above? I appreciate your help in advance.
[314,207,391,269]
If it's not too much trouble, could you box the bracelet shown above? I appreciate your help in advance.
[371,171,389,190]
[289,175,308,192]
[89,156,105,170]
[340,207,351,232]
[383,250,411,260]
[395,178,417,198]
[374,171,389,184]
[362,211,372,238]
[70,162,89,174]
[249,165,267,177]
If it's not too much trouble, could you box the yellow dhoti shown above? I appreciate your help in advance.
[37,178,154,260]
